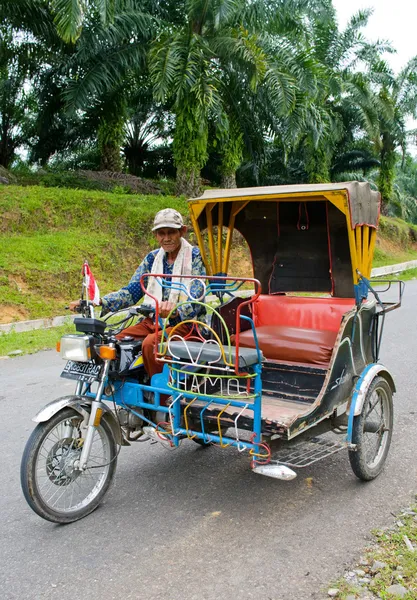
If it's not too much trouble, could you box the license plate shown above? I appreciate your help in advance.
[61,360,101,382]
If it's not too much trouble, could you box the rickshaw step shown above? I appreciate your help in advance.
[271,437,347,468]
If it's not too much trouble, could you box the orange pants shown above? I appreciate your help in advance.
[115,317,190,379]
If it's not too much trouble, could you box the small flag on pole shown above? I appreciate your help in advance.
[83,261,100,305]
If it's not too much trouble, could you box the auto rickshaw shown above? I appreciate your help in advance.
[21,182,403,523]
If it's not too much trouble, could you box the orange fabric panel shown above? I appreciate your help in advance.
[238,325,337,366]
[252,295,355,332]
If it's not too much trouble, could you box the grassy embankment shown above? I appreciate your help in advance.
[1,185,417,356]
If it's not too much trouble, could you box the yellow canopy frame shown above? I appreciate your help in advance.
[189,188,379,286]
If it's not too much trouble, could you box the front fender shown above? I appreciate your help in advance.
[347,364,395,444]
[33,395,128,446]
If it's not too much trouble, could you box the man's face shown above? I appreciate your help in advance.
[154,227,184,253]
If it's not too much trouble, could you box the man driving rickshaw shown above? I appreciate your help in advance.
[70,208,206,379]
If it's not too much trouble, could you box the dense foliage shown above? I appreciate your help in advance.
[0,0,417,214]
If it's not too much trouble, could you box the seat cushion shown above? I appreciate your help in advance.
[163,340,262,368]
[237,325,337,366]
[253,295,355,332]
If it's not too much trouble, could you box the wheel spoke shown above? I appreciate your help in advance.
[32,412,113,515]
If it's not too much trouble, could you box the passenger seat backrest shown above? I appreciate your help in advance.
[252,295,355,332]
[211,296,252,343]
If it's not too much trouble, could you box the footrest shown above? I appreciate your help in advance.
[272,437,347,468]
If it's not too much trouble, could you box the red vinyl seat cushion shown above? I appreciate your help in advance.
[252,295,355,332]
[235,295,355,366]
[238,325,337,366]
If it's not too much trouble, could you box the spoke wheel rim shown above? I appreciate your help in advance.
[362,386,390,469]
[34,416,111,514]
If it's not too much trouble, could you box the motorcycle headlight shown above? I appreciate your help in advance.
[60,335,92,362]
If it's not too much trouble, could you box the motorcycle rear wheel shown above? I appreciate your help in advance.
[21,407,117,523]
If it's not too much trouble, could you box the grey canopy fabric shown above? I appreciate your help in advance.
[192,181,381,228]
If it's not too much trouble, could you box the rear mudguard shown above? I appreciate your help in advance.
[32,395,128,446]
[347,364,395,444]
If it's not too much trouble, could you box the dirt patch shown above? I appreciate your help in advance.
[376,235,417,261]
[229,243,253,277]
[0,305,29,324]
[8,275,29,293]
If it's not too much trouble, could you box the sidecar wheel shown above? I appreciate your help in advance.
[21,407,117,524]
[348,377,393,481]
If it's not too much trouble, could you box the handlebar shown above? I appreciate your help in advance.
[65,300,95,318]
[128,304,155,317]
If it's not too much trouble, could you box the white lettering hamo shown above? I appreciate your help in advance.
[177,372,249,397]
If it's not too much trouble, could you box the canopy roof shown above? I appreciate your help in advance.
[187,182,381,294]
[190,181,381,228]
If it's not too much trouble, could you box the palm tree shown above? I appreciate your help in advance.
[367,58,417,208]
[0,32,28,167]
[150,0,318,195]
[2,0,158,171]
[297,4,390,183]
[122,85,170,175]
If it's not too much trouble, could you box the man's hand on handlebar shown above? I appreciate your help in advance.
[68,299,177,319]
[159,301,178,319]
[69,299,101,312]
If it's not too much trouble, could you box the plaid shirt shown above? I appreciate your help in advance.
[101,246,206,326]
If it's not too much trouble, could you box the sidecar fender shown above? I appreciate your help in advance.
[33,395,128,446]
[349,364,396,417]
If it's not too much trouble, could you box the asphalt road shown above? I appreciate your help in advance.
[1,282,417,600]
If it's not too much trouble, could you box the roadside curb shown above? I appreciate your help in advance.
[1,260,416,335]
[0,315,75,334]
[371,259,417,277]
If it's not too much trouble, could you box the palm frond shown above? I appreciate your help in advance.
[51,0,84,43]
[150,32,185,102]
[65,42,146,109]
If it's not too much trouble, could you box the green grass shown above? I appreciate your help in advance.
[373,246,417,268]
[0,185,187,320]
[373,267,417,282]
[1,184,417,326]
[0,322,75,357]
[0,185,187,235]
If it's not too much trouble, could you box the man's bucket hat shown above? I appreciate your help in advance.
[152,208,184,231]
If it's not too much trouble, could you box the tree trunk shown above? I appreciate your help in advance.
[377,135,396,211]
[220,120,242,189]
[173,101,208,197]
[100,142,122,171]
[0,129,15,168]
[175,166,202,197]
[123,143,147,176]
[306,144,331,183]
[98,117,124,172]
[221,171,237,188]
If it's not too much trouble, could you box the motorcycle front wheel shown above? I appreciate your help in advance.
[21,407,117,523]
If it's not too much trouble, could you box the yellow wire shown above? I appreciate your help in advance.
[183,398,198,439]
[217,403,232,447]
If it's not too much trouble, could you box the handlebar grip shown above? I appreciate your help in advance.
[130,304,155,316]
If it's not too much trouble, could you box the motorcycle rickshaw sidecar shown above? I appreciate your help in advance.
[21,182,403,523]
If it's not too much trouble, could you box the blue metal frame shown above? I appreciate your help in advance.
[84,311,265,451]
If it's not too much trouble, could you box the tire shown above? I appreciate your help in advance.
[21,407,117,524]
[348,376,393,481]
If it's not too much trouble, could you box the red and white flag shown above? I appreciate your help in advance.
[83,261,100,304]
